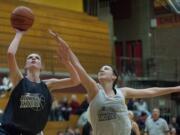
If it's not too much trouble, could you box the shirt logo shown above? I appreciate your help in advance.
[98,106,117,121]
[20,93,45,111]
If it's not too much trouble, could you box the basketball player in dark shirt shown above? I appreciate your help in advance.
[0,30,80,135]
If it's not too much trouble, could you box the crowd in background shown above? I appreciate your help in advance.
[49,94,89,121]
[54,97,180,135]
[48,94,180,135]
[127,99,180,135]
[49,94,92,135]
[0,77,180,135]
[0,76,12,97]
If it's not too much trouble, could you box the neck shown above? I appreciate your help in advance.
[26,70,40,83]
[152,117,159,121]
[101,82,115,96]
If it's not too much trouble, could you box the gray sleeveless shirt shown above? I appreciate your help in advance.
[88,86,131,135]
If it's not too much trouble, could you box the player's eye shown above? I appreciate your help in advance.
[27,56,32,59]
[35,56,40,60]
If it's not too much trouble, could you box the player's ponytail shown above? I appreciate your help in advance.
[112,68,118,95]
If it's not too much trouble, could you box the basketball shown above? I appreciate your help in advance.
[10,6,34,31]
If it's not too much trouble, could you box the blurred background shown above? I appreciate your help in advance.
[0,0,180,134]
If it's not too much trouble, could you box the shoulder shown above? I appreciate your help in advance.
[15,77,25,84]
[146,116,153,123]
[159,118,168,123]
[42,78,57,90]
[43,78,54,83]
[42,78,60,84]
[117,87,128,96]
[11,77,25,89]
[115,87,124,95]
[97,83,103,90]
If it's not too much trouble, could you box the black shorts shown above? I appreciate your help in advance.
[0,125,36,135]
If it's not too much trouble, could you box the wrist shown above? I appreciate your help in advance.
[63,60,71,66]
[16,32,23,38]
[174,86,180,92]
[16,30,24,37]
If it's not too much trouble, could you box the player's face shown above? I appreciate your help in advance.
[98,65,116,83]
[152,109,160,119]
[25,53,42,70]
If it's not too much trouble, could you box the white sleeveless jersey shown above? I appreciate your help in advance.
[88,86,131,135]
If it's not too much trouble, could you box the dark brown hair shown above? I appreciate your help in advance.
[112,68,118,94]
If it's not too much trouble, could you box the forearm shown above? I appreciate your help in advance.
[124,86,180,98]
[135,130,141,135]
[7,32,23,55]
[133,122,141,135]
[7,32,23,87]
[69,49,80,66]
[69,49,93,85]
[49,30,98,99]
[135,127,141,135]
[146,87,179,97]
[68,48,98,100]
[63,61,80,84]
[69,49,87,78]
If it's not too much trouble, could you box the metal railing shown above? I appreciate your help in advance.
[1,44,180,81]
[116,56,180,82]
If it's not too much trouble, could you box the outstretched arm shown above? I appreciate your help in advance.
[7,30,24,87]
[122,86,180,98]
[132,122,141,135]
[49,30,98,101]
[44,33,80,91]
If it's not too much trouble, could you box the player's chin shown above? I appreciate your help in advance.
[28,65,41,70]
[98,76,107,82]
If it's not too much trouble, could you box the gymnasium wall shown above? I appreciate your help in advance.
[0,0,112,75]
[151,25,180,81]
[21,0,83,12]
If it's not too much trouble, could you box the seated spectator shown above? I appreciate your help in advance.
[60,96,72,121]
[70,94,80,115]
[127,98,136,110]
[137,111,148,133]
[177,115,180,134]
[134,99,149,116]
[128,111,140,135]
[57,131,64,135]
[169,116,180,135]
[0,109,4,123]
[0,76,12,97]
[74,128,80,135]
[64,127,75,135]
[49,98,60,121]
[144,108,170,135]
[77,94,89,115]
[77,111,88,128]
[170,128,176,135]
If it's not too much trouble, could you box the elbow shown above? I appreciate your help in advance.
[71,78,81,86]
[7,51,15,59]
[149,87,164,97]
[7,47,16,56]
[147,91,158,98]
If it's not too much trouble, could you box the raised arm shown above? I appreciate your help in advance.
[122,86,180,99]
[44,34,80,91]
[7,30,24,87]
[49,30,98,101]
